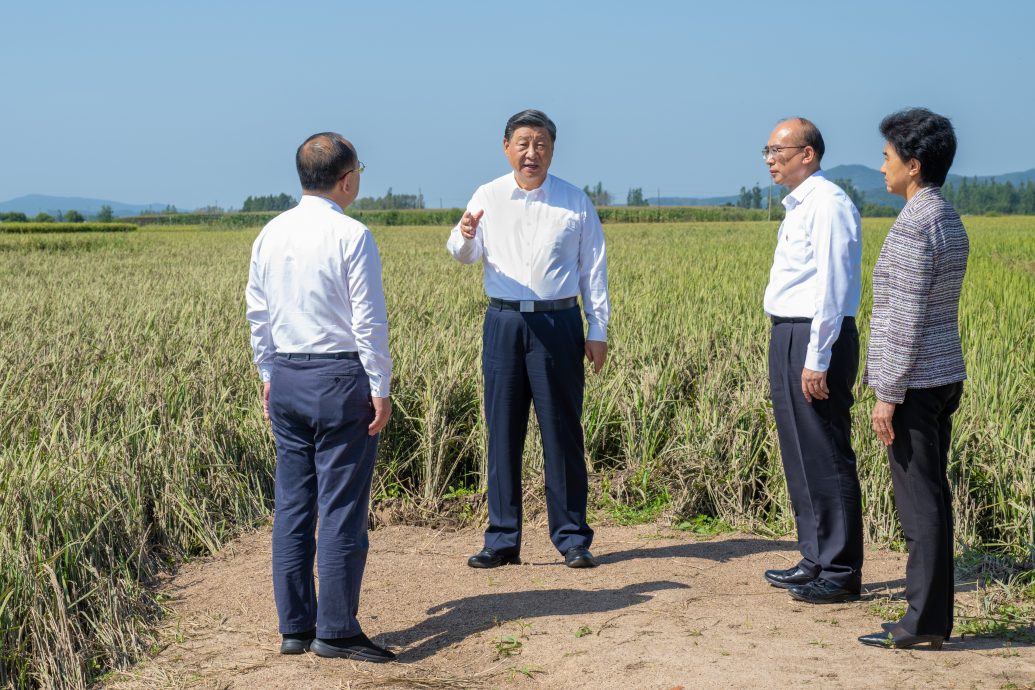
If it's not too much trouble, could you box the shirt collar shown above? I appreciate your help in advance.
[300,193,344,214]
[508,173,551,202]
[782,170,825,210]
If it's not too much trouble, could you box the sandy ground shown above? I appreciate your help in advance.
[105,522,1034,689]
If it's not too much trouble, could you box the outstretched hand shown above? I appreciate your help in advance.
[459,209,484,240]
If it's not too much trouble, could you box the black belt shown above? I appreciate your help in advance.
[770,316,855,326]
[276,352,360,360]
[489,297,578,313]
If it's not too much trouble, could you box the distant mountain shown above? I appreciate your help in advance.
[0,194,172,218]
[648,166,1035,209]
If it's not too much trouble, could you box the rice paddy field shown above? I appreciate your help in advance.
[0,217,1032,687]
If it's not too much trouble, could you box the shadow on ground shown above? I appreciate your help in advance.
[597,537,796,566]
[388,580,688,661]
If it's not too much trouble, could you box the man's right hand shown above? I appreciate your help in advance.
[459,209,484,240]
[369,396,391,436]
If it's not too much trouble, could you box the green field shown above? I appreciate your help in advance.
[1,218,1032,686]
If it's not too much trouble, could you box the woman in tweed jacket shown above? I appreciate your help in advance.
[858,109,969,650]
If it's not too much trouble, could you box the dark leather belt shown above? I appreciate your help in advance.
[276,352,360,360]
[770,316,855,326]
[489,296,578,313]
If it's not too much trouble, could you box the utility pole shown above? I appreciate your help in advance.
[767,184,772,222]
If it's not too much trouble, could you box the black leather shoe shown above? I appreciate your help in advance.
[563,546,597,568]
[280,630,315,655]
[881,621,951,641]
[310,633,396,662]
[467,547,520,569]
[859,625,944,650]
[764,566,815,589]
[787,577,860,604]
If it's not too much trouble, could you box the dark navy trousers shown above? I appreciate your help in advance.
[887,381,963,637]
[269,356,376,638]
[482,305,593,555]
[768,319,863,589]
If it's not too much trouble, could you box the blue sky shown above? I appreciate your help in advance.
[2,1,1032,209]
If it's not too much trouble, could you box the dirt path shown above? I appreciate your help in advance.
[106,523,1034,689]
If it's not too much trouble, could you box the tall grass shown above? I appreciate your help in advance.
[0,219,1031,686]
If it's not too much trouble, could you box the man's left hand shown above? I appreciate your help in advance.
[801,368,829,402]
[262,382,271,422]
[585,340,608,374]
[872,400,896,446]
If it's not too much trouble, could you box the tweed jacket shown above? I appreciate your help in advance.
[863,186,969,404]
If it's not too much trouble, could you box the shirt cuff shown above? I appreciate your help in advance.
[369,377,390,398]
[259,366,272,383]
[586,325,607,342]
[804,348,830,372]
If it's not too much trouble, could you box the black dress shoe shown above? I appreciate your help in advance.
[859,625,944,650]
[881,621,951,641]
[310,633,396,662]
[787,577,860,604]
[280,630,315,655]
[563,546,597,568]
[764,566,815,589]
[467,547,520,569]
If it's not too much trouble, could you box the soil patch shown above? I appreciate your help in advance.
[105,524,1034,689]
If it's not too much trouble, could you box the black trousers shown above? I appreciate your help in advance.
[481,305,592,555]
[769,319,863,589]
[887,381,964,637]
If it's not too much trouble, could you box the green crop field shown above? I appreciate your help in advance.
[0,218,1032,687]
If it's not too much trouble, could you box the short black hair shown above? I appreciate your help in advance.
[779,117,825,162]
[879,108,957,187]
[296,132,356,191]
[504,109,557,142]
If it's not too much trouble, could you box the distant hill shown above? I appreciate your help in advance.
[0,194,171,218]
[649,166,1035,209]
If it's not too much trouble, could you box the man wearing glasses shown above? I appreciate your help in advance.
[447,109,610,570]
[246,132,395,661]
[761,118,864,604]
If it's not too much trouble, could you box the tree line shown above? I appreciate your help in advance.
[942,178,1035,215]
[242,193,297,212]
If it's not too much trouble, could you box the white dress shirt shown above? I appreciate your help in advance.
[246,194,392,397]
[446,173,610,341]
[763,171,862,372]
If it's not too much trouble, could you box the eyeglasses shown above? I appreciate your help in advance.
[761,145,806,161]
[341,161,366,178]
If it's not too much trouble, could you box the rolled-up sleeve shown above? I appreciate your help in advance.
[806,197,860,371]
[578,203,610,342]
[347,230,393,397]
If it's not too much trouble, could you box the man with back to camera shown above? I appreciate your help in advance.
[761,117,864,603]
[447,109,610,569]
[246,132,395,661]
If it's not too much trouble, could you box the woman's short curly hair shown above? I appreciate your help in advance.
[879,108,957,187]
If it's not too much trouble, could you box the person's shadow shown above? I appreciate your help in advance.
[385,580,688,662]
[598,537,796,565]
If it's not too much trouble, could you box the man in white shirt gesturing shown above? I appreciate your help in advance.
[246,132,395,662]
[761,118,864,604]
[447,109,610,570]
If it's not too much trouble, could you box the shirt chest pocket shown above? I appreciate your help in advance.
[547,213,581,255]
